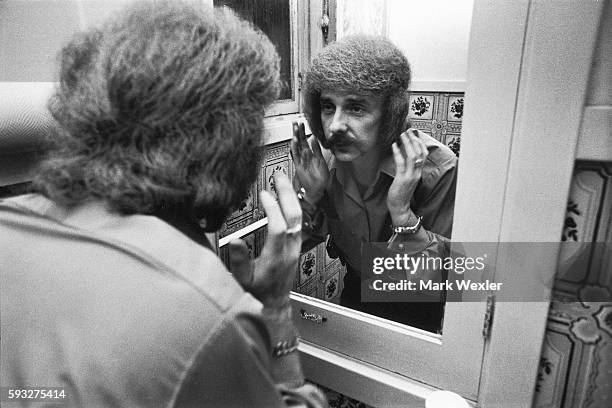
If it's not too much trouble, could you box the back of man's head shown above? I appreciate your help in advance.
[303,35,411,149]
[34,1,280,231]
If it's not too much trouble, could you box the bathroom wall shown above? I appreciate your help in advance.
[533,2,612,407]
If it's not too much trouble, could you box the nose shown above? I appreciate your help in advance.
[328,109,347,135]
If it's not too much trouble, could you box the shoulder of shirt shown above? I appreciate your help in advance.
[379,132,457,184]
[419,132,457,187]
[0,194,261,317]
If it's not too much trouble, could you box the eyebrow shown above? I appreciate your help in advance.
[345,97,367,104]
[319,96,368,104]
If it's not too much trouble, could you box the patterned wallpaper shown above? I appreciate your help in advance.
[533,163,612,408]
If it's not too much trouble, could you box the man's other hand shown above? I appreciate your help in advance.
[387,128,429,226]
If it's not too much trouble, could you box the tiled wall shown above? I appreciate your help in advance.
[533,163,612,408]
[408,92,463,156]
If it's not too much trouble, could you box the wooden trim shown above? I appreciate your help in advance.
[262,113,311,145]
[299,341,478,408]
[458,1,605,406]
[291,294,484,399]
[576,106,612,161]
[218,218,268,247]
[264,0,300,116]
[409,81,466,93]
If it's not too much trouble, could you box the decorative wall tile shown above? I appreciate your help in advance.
[324,271,340,302]
[557,165,612,297]
[219,141,293,238]
[297,273,319,298]
[298,247,318,285]
[408,94,434,120]
[445,134,461,157]
[409,119,432,134]
[535,163,612,408]
[406,92,462,156]
[262,141,293,197]
[220,186,260,238]
[534,329,573,407]
[430,119,448,140]
[448,95,464,121]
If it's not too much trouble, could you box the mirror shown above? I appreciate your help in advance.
[294,0,471,334]
[216,0,473,334]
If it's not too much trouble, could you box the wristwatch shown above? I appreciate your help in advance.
[392,215,423,235]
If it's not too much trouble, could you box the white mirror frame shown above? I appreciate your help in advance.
[294,0,606,406]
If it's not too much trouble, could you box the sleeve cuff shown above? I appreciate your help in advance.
[261,305,305,387]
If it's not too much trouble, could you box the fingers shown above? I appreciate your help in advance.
[290,122,302,164]
[396,129,428,174]
[295,121,310,152]
[404,129,423,158]
[273,173,302,232]
[409,129,428,160]
[309,133,324,160]
[291,122,316,167]
[229,239,253,288]
[260,176,302,262]
[391,142,406,174]
[260,189,286,238]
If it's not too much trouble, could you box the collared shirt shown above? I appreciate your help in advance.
[305,132,457,275]
[1,194,326,408]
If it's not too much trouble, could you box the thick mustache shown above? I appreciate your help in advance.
[328,133,350,145]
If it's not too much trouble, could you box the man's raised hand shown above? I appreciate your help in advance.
[387,128,429,227]
[229,173,302,309]
[289,122,329,206]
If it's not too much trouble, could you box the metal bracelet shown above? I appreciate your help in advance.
[272,336,301,357]
[392,215,423,234]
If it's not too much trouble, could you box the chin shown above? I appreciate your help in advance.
[331,148,360,162]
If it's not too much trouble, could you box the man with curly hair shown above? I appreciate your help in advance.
[291,36,457,333]
[0,2,325,407]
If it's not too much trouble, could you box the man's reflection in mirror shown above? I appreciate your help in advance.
[291,36,457,333]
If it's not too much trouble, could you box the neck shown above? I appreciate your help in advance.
[349,147,383,189]
[156,210,212,250]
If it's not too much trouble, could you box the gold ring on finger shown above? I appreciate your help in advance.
[297,187,306,201]
[286,224,302,235]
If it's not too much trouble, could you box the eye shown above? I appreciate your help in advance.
[348,104,364,114]
[320,103,335,115]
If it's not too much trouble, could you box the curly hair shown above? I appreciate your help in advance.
[303,35,411,149]
[33,1,280,231]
